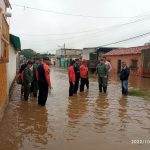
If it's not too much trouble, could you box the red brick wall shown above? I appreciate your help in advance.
[106,54,142,76]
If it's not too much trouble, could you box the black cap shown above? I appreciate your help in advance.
[27,60,33,65]
[43,56,50,61]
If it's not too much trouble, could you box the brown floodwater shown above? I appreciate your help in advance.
[0,68,150,150]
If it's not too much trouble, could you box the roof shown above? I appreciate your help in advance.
[104,45,150,56]
[4,0,11,8]
[83,47,121,53]
[10,34,21,51]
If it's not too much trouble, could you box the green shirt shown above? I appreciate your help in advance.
[23,67,32,84]
[96,63,108,77]
[33,64,38,81]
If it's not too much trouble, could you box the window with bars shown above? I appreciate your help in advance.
[131,59,138,69]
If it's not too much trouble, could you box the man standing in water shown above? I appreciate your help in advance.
[37,56,51,106]
[23,61,33,100]
[31,58,40,97]
[74,59,80,94]
[120,62,130,95]
[68,60,76,96]
[103,56,112,73]
[80,60,89,92]
[96,59,108,93]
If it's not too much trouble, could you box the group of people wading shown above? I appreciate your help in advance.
[68,56,130,97]
[18,56,51,106]
[18,55,130,106]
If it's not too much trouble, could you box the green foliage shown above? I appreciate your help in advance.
[20,49,55,60]
[128,89,150,99]
[20,49,36,60]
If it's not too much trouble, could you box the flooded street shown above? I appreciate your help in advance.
[0,68,150,150]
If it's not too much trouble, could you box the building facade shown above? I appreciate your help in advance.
[56,48,82,68]
[0,0,10,120]
[7,34,21,91]
[104,45,150,76]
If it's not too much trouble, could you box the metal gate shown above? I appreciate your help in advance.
[141,49,150,77]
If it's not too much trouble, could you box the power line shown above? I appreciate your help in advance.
[11,3,135,19]
[15,15,150,37]
[99,31,150,47]
[18,16,150,42]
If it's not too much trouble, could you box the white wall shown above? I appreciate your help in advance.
[82,49,95,60]
[7,43,17,91]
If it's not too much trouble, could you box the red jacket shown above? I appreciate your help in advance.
[36,62,51,87]
[68,66,76,82]
[80,65,88,78]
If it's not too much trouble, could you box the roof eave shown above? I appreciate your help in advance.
[4,0,12,9]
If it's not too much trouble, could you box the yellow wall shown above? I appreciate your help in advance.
[0,1,9,120]
[0,63,7,109]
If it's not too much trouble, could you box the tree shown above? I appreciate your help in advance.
[20,49,36,60]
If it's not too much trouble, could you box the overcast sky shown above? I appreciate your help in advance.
[9,0,150,53]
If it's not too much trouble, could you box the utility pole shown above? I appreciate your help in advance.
[64,43,66,58]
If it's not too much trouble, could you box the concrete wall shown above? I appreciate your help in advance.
[0,63,7,120]
[82,49,95,60]
[7,43,17,91]
[56,49,82,57]
[0,0,10,120]
[106,54,142,76]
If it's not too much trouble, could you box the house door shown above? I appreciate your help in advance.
[117,60,121,73]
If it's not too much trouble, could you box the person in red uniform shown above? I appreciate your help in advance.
[68,60,76,96]
[80,60,89,92]
[37,56,51,106]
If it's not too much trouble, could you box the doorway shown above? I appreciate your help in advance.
[117,60,121,73]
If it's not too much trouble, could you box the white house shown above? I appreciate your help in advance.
[7,34,21,92]
[82,47,96,60]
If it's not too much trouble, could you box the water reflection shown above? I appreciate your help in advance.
[16,100,50,149]
[94,94,110,133]
[118,96,128,131]
[67,92,88,128]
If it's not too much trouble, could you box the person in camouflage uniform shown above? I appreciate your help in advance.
[23,61,33,100]
[31,59,40,97]
[96,58,108,93]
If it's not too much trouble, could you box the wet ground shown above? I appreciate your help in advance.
[0,68,150,150]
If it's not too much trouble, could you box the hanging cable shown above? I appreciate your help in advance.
[11,3,135,19]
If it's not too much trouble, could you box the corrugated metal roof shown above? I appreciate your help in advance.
[10,34,21,51]
[104,45,150,56]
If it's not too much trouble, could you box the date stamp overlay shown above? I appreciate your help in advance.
[131,139,150,145]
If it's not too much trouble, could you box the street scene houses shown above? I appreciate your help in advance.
[55,45,150,77]
[0,0,150,149]
[56,48,82,68]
